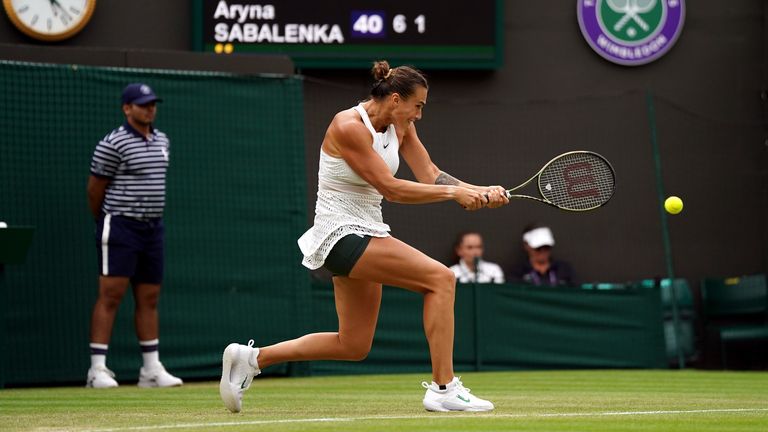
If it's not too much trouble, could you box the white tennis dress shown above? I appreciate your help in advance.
[298,103,400,269]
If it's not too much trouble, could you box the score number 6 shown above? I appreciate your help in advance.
[393,14,426,34]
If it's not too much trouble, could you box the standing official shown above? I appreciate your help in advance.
[85,83,182,388]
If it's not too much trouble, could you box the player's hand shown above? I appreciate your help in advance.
[483,186,509,208]
[456,187,486,211]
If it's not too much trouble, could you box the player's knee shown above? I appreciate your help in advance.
[337,333,373,361]
[443,267,457,287]
[344,342,372,361]
[347,347,371,361]
[417,265,455,296]
[433,266,456,294]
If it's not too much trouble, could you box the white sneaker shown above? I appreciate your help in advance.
[220,339,261,413]
[422,376,494,412]
[86,365,119,388]
[138,362,183,388]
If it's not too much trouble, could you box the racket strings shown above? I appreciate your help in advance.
[539,153,615,211]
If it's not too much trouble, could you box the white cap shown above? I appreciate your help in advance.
[523,227,555,248]
[0,222,7,229]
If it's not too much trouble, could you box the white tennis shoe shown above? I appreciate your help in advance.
[422,376,494,412]
[138,362,183,388]
[220,339,261,413]
[86,365,118,388]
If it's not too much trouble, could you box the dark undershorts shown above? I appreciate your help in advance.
[323,234,372,277]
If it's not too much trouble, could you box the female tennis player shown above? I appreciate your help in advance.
[220,60,508,413]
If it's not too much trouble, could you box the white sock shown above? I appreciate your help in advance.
[139,339,161,369]
[249,347,260,370]
[90,343,108,368]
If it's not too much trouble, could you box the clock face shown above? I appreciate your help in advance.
[3,0,96,41]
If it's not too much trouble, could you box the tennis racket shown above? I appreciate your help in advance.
[503,151,615,211]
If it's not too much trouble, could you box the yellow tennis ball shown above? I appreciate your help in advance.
[665,196,683,214]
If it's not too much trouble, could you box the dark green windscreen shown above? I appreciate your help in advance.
[0,61,307,384]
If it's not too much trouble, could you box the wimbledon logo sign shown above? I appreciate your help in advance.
[577,0,685,66]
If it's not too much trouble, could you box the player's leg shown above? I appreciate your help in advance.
[220,234,383,412]
[350,236,494,412]
[258,277,382,367]
[350,236,456,384]
[220,234,491,412]
[220,277,382,412]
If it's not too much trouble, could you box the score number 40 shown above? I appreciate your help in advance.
[352,13,426,35]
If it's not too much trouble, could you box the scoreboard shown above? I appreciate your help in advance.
[192,0,503,69]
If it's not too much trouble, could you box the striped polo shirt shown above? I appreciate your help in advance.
[90,122,170,220]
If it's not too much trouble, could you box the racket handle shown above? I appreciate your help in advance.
[484,191,512,201]
[481,190,511,203]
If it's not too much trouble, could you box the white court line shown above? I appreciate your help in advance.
[83,408,768,432]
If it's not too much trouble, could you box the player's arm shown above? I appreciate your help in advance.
[87,175,110,218]
[399,124,509,208]
[326,114,485,209]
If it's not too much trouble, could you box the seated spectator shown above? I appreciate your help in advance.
[449,231,505,283]
[511,225,574,286]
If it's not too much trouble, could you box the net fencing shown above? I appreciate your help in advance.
[0,61,308,384]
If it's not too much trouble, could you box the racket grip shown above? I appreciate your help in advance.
[482,191,511,203]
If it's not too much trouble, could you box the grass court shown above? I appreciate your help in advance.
[1,370,767,431]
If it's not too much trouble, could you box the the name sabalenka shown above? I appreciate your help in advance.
[212,1,345,44]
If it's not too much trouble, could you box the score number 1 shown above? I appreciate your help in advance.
[351,11,426,38]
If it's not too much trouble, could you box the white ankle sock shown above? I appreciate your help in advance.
[90,343,108,368]
[139,339,161,369]
[250,349,259,369]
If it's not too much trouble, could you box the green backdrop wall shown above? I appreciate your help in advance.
[0,61,307,385]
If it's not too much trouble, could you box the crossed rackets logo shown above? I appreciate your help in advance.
[602,0,662,42]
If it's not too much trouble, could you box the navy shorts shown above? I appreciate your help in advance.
[323,234,372,277]
[95,213,164,284]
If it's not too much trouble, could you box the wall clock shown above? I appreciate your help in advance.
[3,0,96,41]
